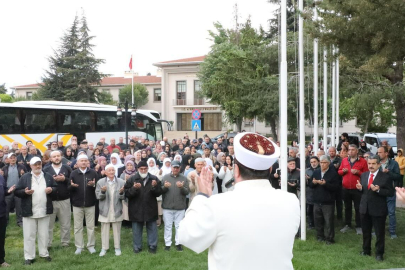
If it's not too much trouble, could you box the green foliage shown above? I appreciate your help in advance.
[118,84,149,108]
[0,94,12,103]
[0,83,7,94]
[38,13,108,103]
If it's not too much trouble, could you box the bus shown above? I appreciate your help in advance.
[0,101,168,153]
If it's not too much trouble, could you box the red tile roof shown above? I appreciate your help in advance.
[154,56,206,65]
[13,76,161,88]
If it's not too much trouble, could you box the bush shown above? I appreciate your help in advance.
[0,94,13,103]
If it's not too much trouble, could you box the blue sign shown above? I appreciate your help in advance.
[191,120,201,131]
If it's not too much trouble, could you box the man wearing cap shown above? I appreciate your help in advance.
[43,151,72,248]
[161,160,189,252]
[179,133,300,270]
[69,154,98,255]
[124,161,162,254]
[14,156,57,265]
[79,140,92,158]
[2,153,27,227]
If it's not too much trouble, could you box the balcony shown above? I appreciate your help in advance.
[173,99,206,106]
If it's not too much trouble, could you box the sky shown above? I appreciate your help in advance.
[0,0,277,91]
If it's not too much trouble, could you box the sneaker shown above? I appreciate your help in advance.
[356,227,362,235]
[133,248,142,254]
[390,234,398,239]
[43,256,52,262]
[115,249,121,256]
[340,225,350,233]
[75,248,82,255]
[176,245,183,252]
[24,260,33,265]
[88,247,96,254]
[99,249,107,257]
[148,248,156,254]
[164,246,171,251]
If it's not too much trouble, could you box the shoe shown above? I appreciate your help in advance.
[99,249,107,257]
[115,249,121,256]
[360,251,371,256]
[88,247,96,254]
[165,246,171,251]
[390,234,398,239]
[376,255,384,261]
[43,256,52,262]
[133,248,142,254]
[176,245,183,252]
[340,225,350,233]
[356,227,363,235]
[148,248,157,254]
[325,240,335,245]
[24,260,32,265]
[75,248,82,255]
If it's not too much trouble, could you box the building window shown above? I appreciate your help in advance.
[102,89,110,94]
[194,80,204,105]
[26,92,32,100]
[154,88,161,102]
[176,81,186,105]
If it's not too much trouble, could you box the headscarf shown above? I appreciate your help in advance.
[204,158,214,168]
[174,154,182,163]
[216,152,225,166]
[110,153,124,177]
[147,157,159,175]
[134,150,142,164]
[124,160,136,176]
[181,154,192,173]
[161,157,172,176]
[125,155,135,164]
[97,156,107,170]
[63,147,74,160]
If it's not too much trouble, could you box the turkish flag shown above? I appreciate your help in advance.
[129,56,132,70]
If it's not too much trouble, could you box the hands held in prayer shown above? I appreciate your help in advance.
[45,187,53,194]
[70,180,79,188]
[383,168,389,173]
[20,169,25,175]
[101,186,107,192]
[119,186,125,194]
[356,180,362,190]
[25,187,34,195]
[53,173,65,182]
[87,179,96,187]
[164,181,171,188]
[159,169,163,175]
[151,180,157,187]
[197,167,213,197]
[370,184,380,192]
[7,185,15,193]
[342,168,348,174]
[133,182,142,189]
[176,181,184,188]
[351,169,359,175]
[312,179,326,185]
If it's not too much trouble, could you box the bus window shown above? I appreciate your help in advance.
[23,109,56,133]
[95,111,119,132]
[58,110,92,133]
[154,123,163,141]
[0,108,21,133]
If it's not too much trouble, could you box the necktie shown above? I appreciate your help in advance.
[368,174,374,190]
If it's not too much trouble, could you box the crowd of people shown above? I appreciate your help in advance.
[0,131,404,266]
[0,133,236,266]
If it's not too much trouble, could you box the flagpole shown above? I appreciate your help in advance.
[131,55,134,104]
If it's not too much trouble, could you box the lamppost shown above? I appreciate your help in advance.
[117,99,136,149]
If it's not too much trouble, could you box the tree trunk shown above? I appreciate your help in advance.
[236,118,243,132]
[270,118,278,139]
[395,95,405,149]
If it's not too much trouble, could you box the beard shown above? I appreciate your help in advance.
[32,168,42,175]
[52,160,61,165]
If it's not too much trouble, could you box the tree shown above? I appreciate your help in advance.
[38,13,108,103]
[118,84,149,108]
[0,84,7,94]
[309,0,405,147]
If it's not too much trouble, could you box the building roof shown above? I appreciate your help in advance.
[12,76,161,89]
[153,56,206,67]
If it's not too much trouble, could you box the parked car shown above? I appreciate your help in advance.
[363,133,397,155]
[211,132,238,143]
[326,133,361,149]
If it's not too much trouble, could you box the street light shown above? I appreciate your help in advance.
[117,99,136,148]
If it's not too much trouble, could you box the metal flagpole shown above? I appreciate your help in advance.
[298,0,306,241]
[280,0,288,192]
[323,48,328,150]
[313,6,319,155]
[131,55,134,104]
[331,46,336,147]
[335,49,340,146]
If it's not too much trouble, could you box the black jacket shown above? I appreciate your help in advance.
[0,175,12,218]
[17,154,33,172]
[69,168,98,207]
[359,171,394,216]
[287,169,300,195]
[269,162,280,189]
[2,164,27,183]
[14,172,58,217]
[43,164,72,201]
[309,168,339,205]
[124,172,162,222]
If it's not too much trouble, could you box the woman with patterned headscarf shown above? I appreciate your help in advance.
[119,160,137,227]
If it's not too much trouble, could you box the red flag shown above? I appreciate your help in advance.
[129,55,133,70]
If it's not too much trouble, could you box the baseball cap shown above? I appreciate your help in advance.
[7,153,16,159]
[192,139,198,143]
[30,156,42,165]
[171,160,181,167]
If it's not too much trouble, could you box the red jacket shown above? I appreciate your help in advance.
[338,156,368,190]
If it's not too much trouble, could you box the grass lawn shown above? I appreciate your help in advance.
[4,208,405,269]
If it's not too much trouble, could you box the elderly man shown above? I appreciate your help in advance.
[57,141,65,152]
[309,156,339,244]
[124,161,162,254]
[17,146,33,172]
[107,138,121,154]
[14,157,57,265]
[288,147,300,169]
[338,144,368,234]
[356,155,394,261]
[69,155,98,255]
[2,153,27,227]
[305,156,320,229]
[329,146,343,221]
[43,151,72,248]
[161,160,189,252]
[116,137,127,150]
[178,132,300,270]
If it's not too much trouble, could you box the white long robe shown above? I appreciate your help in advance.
[178,180,300,270]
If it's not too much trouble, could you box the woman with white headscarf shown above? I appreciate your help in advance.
[148,158,164,226]
[161,158,172,176]
[204,158,218,195]
[174,154,182,163]
[110,153,124,177]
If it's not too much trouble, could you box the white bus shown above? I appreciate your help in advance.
[0,101,168,153]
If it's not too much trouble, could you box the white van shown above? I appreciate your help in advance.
[363,133,397,155]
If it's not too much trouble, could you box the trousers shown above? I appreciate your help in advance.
[314,204,335,242]
[343,188,361,227]
[101,222,122,250]
[163,209,185,246]
[132,221,158,250]
[48,199,71,247]
[23,216,50,260]
[73,206,95,249]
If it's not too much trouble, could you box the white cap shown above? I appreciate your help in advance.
[7,153,16,159]
[160,141,165,147]
[105,164,115,171]
[77,154,89,161]
[234,132,280,170]
[29,156,42,165]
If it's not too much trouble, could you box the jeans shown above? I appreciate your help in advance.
[132,221,158,250]
[163,209,185,246]
[386,194,396,235]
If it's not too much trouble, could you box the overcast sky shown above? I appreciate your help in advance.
[0,0,277,91]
